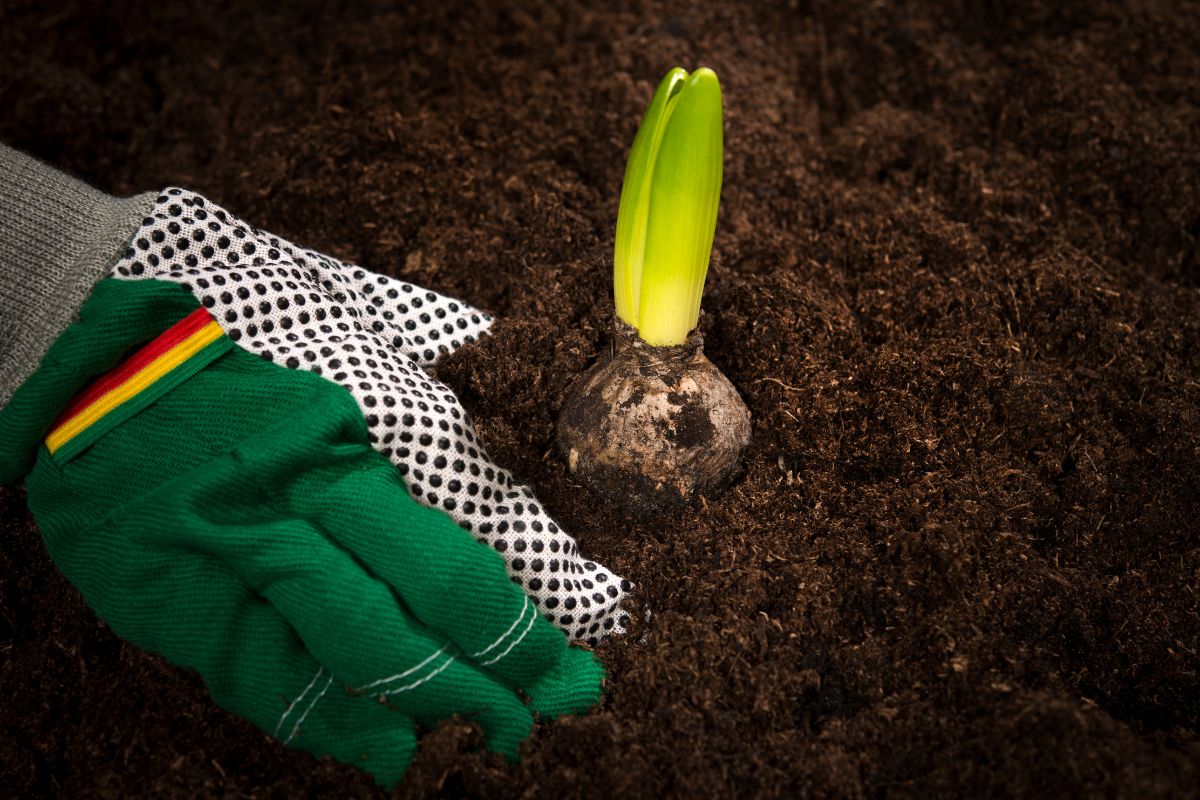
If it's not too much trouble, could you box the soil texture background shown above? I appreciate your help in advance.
[2,0,1199,796]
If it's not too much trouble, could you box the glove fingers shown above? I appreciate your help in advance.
[31,504,419,786]
[284,454,576,689]
[148,508,538,753]
[220,520,534,757]
[243,515,597,743]
[264,528,538,756]
[283,674,419,787]
[524,645,606,720]
[357,651,535,759]
[156,511,451,690]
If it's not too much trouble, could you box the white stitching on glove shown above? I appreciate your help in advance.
[111,188,630,644]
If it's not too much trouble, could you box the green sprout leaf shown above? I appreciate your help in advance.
[613,67,723,346]
[613,67,688,328]
[636,68,723,346]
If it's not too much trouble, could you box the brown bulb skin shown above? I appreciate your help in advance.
[557,320,752,518]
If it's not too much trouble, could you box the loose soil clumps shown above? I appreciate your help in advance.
[1,0,1198,797]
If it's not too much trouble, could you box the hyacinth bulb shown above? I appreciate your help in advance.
[559,67,747,517]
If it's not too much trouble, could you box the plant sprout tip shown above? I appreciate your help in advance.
[613,66,723,347]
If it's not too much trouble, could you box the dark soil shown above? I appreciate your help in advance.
[2,0,1199,796]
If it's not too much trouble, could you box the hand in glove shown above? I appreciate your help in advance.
[0,186,628,784]
[112,189,629,643]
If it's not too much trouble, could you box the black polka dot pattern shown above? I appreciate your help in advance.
[112,189,629,644]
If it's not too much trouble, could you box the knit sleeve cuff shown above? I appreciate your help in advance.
[0,143,157,412]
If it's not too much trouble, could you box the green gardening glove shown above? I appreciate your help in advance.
[0,277,603,785]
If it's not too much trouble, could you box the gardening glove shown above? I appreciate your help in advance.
[0,275,605,785]
[109,188,629,644]
[0,143,624,783]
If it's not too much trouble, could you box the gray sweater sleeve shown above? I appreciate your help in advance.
[0,143,157,412]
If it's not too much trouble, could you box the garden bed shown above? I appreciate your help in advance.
[1,0,1197,796]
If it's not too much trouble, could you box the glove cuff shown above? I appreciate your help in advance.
[0,278,201,483]
[0,143,156,414]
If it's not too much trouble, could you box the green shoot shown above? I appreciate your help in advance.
[613,67,723,346]
[613,67,688,327]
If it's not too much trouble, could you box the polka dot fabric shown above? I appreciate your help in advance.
[111,189,629,644]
